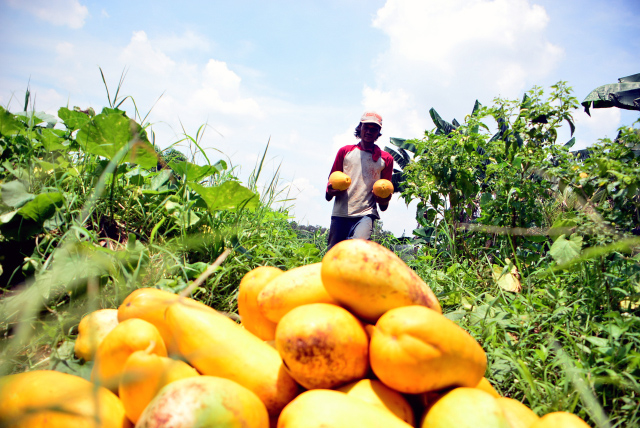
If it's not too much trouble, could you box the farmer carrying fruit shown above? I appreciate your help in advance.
[325,111,394,250]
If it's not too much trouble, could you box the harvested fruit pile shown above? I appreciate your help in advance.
[0,239,591,427]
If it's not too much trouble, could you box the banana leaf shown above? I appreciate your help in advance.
[582,73,640,116]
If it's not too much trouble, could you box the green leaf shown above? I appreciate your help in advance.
[0,106,23,136]
[169,160,219,182]
[188,181,259,212]
[58,107,91,131]
[76,113,157,168]
[549,218,578,241]
[36,128,67,151]
[145,169,175,193]
[15,111,58,128]
[585,336,609,348]
[549,234,583,265]
[1,180,35,208]
[17,192,64,222]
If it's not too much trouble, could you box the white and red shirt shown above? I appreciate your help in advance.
[327,142,394,218]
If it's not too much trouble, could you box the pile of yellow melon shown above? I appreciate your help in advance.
[0,239,592,428]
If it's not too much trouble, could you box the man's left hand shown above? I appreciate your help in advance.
[375,194,392,211]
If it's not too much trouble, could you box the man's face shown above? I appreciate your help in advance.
[361,123,381,144]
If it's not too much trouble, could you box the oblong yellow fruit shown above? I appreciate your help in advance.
[238,266,283,340]
[118,287,212,355]
[477,377,500,397]
[421,387,511,428]
[0,370,131,428]
[258,263,339,323]
[337,379,415,426]
[370,305,486,394]
[165,299,300,417]
[119,350,200,424]
[329,171,351,191]
[496,397,539,428]
[91,318,167,393]
[530,412,591,428]
[74,308,119,361]
[278,389,413,428]
[137,376,269,428]
[321,239,441,322]
[373,179,394,198]
[275,303,369,390]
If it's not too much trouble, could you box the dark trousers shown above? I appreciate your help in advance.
[327,215,375,250]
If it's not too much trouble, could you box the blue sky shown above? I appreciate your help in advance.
[1,0,639,236]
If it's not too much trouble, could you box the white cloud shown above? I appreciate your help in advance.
[189,59,263,118]
[156,31,212,54]
[119,31,176,76]
[367,0,565,141]
[573,108,622,139]
[568,107,623,150]
[55,42,74,57]
[331,127,358,155]
[289,177,321,203]
[6,0,89,29]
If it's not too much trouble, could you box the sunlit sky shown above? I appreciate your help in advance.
[1,0,639,236]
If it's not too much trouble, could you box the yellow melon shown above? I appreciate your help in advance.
[278,389,413,428]
[337,379,415,426]
[369,305,486,394]
[137,376,269,428]
[0,370,130,428]
[91,318,167,393]
[530,412,591,428]
[119,350,199,424]
[495,397,539,428]
[321,239,441,323]
[117,287,213,355]
[165,298,300,417]
[275,303,369,390]
[74,308,119,361]
[238,266,283,340]
[329,171,351,191]
[476,377,500,397]
[257,263,339,323]
[421,387,511,428]
[373,179,394,198]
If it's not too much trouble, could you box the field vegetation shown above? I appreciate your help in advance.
[0,81,638,427]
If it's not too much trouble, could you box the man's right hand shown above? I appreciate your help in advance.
[326,184,345,201]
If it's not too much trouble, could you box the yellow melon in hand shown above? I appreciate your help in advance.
[329,171,351,191]
[74,308,119,361]
[373,179,394,198]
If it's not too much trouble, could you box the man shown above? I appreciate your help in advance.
[325,111,394,250]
